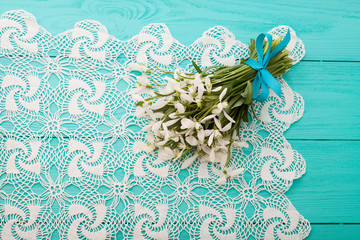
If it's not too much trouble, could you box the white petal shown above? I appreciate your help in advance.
[209,148,215,162]
[219,88,227,101]
[229,168,245,177]
[200,115,215,123]
[221,122,232,132]
[197,129,205,142]
[214,117,222,130]
[151,99,167,110]
[174,102,185,113]
[163,118,180,127]
[215,176,227,185]
[132,94,144,102]
[181,153,198,169]
[208,133,214,146]
[233,141,249,148]
[180,93,194,102]
[151,121,162,135]
[158,147,174,160]
[186,136,198,146]
[138,74,151,86]
[212,86,222,92]
[128,62,148,72]
[223,111,235,123]
[197,84,205,98]
[181,118,195,129]
[212,108,221,115]
[215,151,227,165]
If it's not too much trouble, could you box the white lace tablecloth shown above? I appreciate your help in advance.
[0,10,310,240]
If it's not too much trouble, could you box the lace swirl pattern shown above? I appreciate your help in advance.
[0,10,310,239]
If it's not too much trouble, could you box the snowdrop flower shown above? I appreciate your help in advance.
[185,135,198,146]
[137,74,151,88]
[205,76,212,93]
[180,92,194,103]
[151,121,163,136]
[181,152,199,169]
[214,117,232,132]
[212,88,228,115]
[180,119,205,142]
[133,141,154,154]
[150,98,167,110]
[131,62,264,185]
[233,141,249,148]
[199,147,227,163]
[215,167,245,185]
[207,129,222,146]
[181,118,196,130]
[128,62,151,73]
[165,77,185,94]
[174,102,185,114]
[158,147,176,161]
[132,94,151,117]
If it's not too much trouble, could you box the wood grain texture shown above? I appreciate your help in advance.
[286,140,360,223]
[1,0,360,238]
[284,61,360,140]
[1,0,360,60]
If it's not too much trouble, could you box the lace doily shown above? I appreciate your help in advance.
[0,10,310,240]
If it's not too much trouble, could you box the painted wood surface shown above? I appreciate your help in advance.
[1,0,359,239]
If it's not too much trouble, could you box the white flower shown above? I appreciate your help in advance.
[151,121,163,136]
[196,123,205,143]
[185,135,198,146]
[233,141,249,148]
[128,62,150,73]
[133,94,150,117]
[200,148,227,163]
[158,147,175,160]
[174,102,185,114]
[193,74,202,88]
[180,92,194,103]
[181,118,196,130]
[207,129,222,146]
[216,167,244,185]
[137,74,151,87]
[200,114,216,123]
[214,117,232,132]
[180,152,199,169]
[150,98,167,110]
[133,141,154,153]
[132,94,145,102]
[212,88,228,115]
[205,76,212,93]
[165,77,185,94]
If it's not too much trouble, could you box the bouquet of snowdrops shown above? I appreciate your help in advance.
[130,30,292,184]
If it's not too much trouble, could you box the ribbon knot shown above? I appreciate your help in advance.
[244,30,291,102]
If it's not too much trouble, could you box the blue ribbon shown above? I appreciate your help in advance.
[244,30,291,101]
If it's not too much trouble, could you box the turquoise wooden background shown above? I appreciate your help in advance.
[1,0,360,239]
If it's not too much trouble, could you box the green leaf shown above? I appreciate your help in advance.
[192,60,202,74]
[231,98,245,109]
[244,81,253,104]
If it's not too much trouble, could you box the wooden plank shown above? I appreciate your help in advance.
[308,224,360,240]
[0,0,360,60]
[286,139,360,223]
[284,61,360,140]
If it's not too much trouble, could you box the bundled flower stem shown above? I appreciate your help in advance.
[131,34,293,184]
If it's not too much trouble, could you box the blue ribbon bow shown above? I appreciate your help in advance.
[244,30,291,102]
